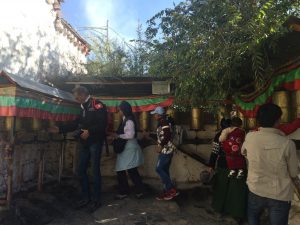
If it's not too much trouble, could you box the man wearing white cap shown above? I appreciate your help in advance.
[151,106,179,200]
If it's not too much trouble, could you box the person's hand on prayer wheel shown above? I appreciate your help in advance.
[80,129,89,140]
[48,126,59,133]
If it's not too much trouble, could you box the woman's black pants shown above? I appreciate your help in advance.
[117,167,143,195]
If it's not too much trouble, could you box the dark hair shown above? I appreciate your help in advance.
[220,118,231,130]
[72,86,89,96]
[118,101,137,136]
[256,103,282,127]
[231,117,243,127]
[119,101,133,118]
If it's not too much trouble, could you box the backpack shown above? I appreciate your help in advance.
[222,128,245,156]
[166,115,183,147]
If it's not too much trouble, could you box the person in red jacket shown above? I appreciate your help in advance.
[219,117,246,179]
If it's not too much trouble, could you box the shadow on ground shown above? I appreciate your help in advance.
[0,177,242,225]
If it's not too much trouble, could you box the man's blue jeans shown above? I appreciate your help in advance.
[78,141,103,202]
[248,191,291,225]
[156,153,174,191]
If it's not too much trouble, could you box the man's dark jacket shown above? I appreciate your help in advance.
[59,97,107,145]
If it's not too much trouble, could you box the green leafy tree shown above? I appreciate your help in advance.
[86,34,128,76]
[146,0,300,108]
[126,22,149,76]
[85,23,150,77]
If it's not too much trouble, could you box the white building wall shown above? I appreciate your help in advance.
[0,0,87,80]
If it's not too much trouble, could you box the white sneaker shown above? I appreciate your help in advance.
[228,170,236,178]
[237,169,244,179]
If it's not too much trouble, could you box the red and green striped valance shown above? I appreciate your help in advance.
[0,95,173,120]
[235,66,300,118]
[97,96,174,112]
[0,96,80,121]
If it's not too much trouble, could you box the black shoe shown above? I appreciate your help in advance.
[76,199,90,209]
[114,194,128,200]
[135,193,144,199]
[87,201,102,213]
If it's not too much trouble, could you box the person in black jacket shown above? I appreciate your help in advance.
[49,86,107,212]
[208,118,231,170]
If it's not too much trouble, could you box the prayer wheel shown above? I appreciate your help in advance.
[113,112,122,131]
[291,90,300,120]
[246,118,257,130]
[150,114,158,132]
[48,120,56,128]
[4,117,22,131]
[32,118,42,131]
[272,91,290,123]
[139,111,149,131]
[191,108,201,130]
[237,111,246,129]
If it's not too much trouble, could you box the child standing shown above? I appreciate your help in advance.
[219,117,246,179]
[151,106,179,200]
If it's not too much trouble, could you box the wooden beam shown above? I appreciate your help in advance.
[65,81,154,85]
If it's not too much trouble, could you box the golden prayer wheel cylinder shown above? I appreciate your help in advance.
[272,91,290,123]
[15,118,22,131]
[4,117,22,131]
[113,112,122,131]
[246,118,257,130]
[139,111,149,131]
[150,114,157,132]
[48,120,56,128]
[291,90,300,120]
[32,118,42,131]
[191,108,201,130]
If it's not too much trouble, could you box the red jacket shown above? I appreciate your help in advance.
[222,128,246,169]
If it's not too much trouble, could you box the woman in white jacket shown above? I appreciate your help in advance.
[113,101,144,200]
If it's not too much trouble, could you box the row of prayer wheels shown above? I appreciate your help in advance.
[235,90,300,130]
[4,89,296,133]
[111,108,178,132]
[273,90,300,123]
[112,108,206,131]
[1,117,56,131]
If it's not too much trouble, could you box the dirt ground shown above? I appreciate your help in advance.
[0,177,246,225]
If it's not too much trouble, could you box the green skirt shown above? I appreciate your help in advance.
[211,168,248,219]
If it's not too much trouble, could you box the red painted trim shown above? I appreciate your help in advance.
[98,96,174,100]
[0,106,77,121]
[237,97,273,118]
[282,79,300,90]
[106,97,174,113]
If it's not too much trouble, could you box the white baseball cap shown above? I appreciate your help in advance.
[150,106,165,115]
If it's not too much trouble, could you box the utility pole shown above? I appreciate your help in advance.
[106,20,111,53]
[106,20,109,44]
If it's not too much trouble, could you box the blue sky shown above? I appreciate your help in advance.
[61,0,180,40]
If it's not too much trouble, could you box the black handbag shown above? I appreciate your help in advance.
[112,138,127,154]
